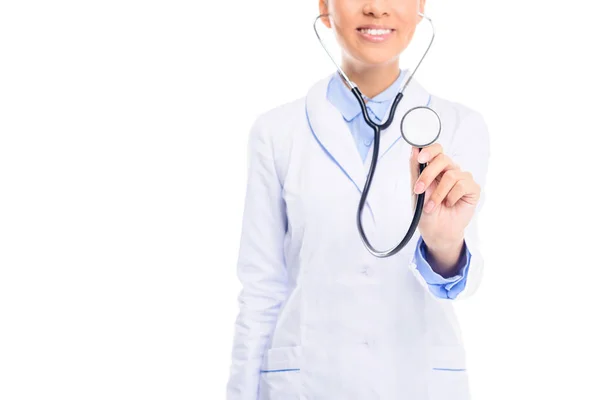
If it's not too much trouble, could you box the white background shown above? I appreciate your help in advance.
[1,0,599,399]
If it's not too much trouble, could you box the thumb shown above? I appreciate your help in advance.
[409,146,421,209]
[409,146,421,192]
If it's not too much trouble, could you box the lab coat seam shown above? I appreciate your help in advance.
[432,368,466,372]
[259,368,301,374]
[262,117,284,192]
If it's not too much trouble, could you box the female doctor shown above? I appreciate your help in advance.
[227,0,490,399]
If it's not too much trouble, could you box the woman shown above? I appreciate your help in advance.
[227,0,490,399]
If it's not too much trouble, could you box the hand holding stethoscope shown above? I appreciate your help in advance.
[408,143,481,266]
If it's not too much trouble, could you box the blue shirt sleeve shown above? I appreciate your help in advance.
[413,235,471,299]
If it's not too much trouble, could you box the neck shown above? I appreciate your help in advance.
[339,58,401,99]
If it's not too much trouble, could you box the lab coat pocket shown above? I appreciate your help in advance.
[258,345,302,400]
[428,346,471,400]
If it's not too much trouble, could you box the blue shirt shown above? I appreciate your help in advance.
[326,71,471,299]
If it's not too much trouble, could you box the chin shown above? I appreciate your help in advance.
[356,51,400,67]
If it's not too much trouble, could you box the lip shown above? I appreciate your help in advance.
[357,24,396,30]
[356,25,396,43]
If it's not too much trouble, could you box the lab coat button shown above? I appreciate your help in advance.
[364,138,372,146]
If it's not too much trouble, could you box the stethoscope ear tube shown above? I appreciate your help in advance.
[350,87,404,130]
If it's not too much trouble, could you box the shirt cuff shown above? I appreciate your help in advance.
[413,235,471,299]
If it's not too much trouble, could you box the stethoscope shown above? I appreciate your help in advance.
[313,12,442,258]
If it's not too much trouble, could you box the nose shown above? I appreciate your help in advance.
[363,0,390,18]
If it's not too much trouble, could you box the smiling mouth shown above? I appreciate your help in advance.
[357,28,395,36]
[356,27,395,43]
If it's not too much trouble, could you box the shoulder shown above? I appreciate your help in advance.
[244,95,308,185]
[246,96,306,171]
[428,92,488,134]
[251,96,306,136]
[427,92,490,155]
[246,95,306,151]
[249,73,333,144]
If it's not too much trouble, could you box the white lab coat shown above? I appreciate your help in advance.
[227,71,491,400]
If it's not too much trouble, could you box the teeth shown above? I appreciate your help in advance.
[360,28,392,36]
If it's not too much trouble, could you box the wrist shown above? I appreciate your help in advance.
[422,235,466,278]
[422,233,464,254]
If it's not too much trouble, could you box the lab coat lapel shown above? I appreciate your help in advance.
[305,73,368,195]
[305,72,431,209]
[363,71,432,173]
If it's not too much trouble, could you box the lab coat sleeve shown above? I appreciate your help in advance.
[446,110,491,300]
[409,110,490,301]
[226,115,289,400]
[413,234,472,299]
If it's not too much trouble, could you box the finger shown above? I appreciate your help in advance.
[425,170,463,213]
[416,143,444,164]
[446,177,480,207]
[409,147,421,191]
[409,147,419,178]
[444,179,470,207]
[409,147,422,209]
[414,153,459,194]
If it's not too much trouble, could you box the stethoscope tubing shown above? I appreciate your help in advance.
[350,87,427,258]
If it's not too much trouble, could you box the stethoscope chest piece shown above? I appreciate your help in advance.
[400,106,441,148]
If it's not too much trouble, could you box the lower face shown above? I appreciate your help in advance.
[329,2,420,67]
[353,27,402,65]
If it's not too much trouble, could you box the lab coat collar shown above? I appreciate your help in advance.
[305,70,431,198]
[327,69,408,123]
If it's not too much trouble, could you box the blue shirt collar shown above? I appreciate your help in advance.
[326,69,407,123]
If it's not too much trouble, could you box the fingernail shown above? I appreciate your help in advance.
[418,151,428,163]
[425,200,435,213]
[414,181,425,194]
